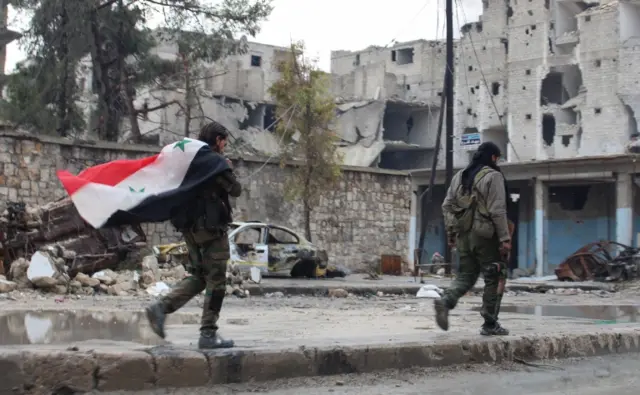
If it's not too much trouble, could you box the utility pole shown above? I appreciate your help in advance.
[444,0,455,266]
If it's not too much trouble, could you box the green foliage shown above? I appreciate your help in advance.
[7,0,273,140]
[268,41,343,240]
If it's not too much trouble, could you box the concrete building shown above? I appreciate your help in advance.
[407,0,640,276]
[329,40,449,170]
[75,37,290,155]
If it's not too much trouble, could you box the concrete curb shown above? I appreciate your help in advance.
[246,282,616,296]
[2,329,639,393]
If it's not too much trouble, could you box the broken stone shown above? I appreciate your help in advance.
[171,265,186,280]
[8,258,30,289]
[53,285,68,294]
[74,273,100,288]
[28,251,56,279]
[146,281,170,296]
[92,270,116,285]
[27,251,67,289]
[31,277,58,289]
[140,271,155,287]
[328,288,349,298]
[68,280,82,293]
[0,279,17,293]
[141,256,160,276]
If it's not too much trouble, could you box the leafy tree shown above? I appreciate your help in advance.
[7,0,272,141]
[1,0,90,135]
[268,42,343,242]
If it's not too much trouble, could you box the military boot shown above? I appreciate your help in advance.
[480,322,509,336]
[145,302,167,339]
[198,329,235,349]
[434,299,450,331]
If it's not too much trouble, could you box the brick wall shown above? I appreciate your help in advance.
[0,132,411,272]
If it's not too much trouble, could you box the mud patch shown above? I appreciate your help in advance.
[0,310,198,345]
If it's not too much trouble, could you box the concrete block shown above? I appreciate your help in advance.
[21,350,96,393]
[148,346,209,388]
[94,350,155,391]
[205,349,315,384]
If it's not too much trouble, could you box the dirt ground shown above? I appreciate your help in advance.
[0,283,638,349]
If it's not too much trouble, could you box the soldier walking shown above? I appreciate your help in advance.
[145,121,241,349]
[435,142,511,336]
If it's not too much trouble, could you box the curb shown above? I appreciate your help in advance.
[2,329,639,393]
[246,282,616,296]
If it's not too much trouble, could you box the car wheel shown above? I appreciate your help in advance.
[291,260,317,279]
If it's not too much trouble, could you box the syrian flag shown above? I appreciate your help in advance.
[56,138,230,229]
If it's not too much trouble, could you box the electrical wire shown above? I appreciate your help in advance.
[453,0,522,161]
[237,104,298,181]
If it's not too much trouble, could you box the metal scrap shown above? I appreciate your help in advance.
[555,240,640,282]
[0,198,146,277]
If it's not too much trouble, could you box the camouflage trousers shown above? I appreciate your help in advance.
[441,232,507,326]
[160,230,229,332]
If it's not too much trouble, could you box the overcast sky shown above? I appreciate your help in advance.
[4,0,483,72]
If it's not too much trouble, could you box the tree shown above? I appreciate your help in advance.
[1,0,90,135]
[268,42,343,242]
[7,0,272,141]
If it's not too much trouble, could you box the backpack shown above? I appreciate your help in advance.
[447,167,494,235]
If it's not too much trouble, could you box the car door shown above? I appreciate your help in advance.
[228,224,269,274]
[266,226,302,274]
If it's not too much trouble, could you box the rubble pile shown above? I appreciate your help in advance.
[0,199,147,276]
[0,199,250,297]
[0,253,250,297]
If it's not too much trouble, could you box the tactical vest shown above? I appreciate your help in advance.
[170,184,231,233]
[446,167,493,235]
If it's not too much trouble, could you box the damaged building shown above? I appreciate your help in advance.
[408,0,640,277]
[75,38,290,156]
[330,40,449,170]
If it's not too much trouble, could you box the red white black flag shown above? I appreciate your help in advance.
[57,138,230,228]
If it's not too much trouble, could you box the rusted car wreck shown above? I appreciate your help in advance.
[555,240,640,282]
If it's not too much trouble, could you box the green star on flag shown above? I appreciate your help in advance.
[129,186,145,193]
[173,138,191,151]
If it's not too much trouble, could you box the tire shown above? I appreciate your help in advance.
[291,260,317,278]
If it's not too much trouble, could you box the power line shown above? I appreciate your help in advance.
[238,104,298,182]
[453,0,522,161]
[383,0,434,49]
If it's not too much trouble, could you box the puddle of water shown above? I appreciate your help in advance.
[470,305,640,323]
[0,310,185,346]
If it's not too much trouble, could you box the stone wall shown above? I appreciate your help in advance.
[0,132,411,272]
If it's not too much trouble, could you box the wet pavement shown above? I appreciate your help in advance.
[1,300,639,348]
[0,310,181,346]
[471,304,640,323]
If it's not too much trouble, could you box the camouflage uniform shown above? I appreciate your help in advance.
[160,229,230,332]
[146,170,241,348]
[436,166,510,336]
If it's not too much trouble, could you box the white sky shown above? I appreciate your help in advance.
[4,0,483,72]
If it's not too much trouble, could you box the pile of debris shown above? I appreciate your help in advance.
[0,199,250,297]
[555,240,640,282]
[0,199,147,277]
[0,251,250,297]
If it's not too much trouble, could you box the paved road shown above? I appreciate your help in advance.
[106,353,640,394]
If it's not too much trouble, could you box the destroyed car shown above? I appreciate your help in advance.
[555,240,640,282]
[154,221,347,278]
